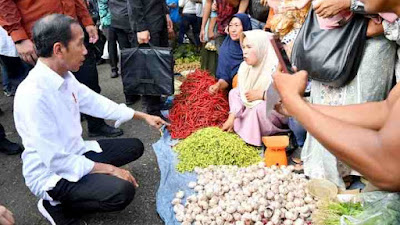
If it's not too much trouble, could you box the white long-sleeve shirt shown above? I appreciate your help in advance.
[14,60,135,201]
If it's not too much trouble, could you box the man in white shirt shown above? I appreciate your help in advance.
[14,14,167,224]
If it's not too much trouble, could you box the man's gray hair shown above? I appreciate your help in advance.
[33,14,80,58]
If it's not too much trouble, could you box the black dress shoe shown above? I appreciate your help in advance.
[0,138,24,155]
[88,124,123,137]
[111,70,119,78]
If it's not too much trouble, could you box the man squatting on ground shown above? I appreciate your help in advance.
[0,0,125,138]
[13,14,167,225]
[273,0,400,192]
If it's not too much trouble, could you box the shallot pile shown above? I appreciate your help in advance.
[172,163,317,225]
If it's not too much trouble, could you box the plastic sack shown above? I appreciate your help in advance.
[340,191,400,225]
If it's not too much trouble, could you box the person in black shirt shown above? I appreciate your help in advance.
[127,0,173,118]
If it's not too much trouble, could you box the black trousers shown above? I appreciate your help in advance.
[131,24,169,114]
[0,55,30,91]
[107,26,132,72]
[0,123,5,140]
[73,28,107,131]
[47,138,144,218]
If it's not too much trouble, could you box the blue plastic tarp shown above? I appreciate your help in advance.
[152,129,197,225]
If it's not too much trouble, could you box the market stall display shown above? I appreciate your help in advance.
[312,200,364,225]
[168,71,230,139]
[174,127,262,172]
[174,45,201,73]
[172,164,317,225]
[313,191,400,225]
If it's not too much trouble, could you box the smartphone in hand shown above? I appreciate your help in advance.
[265,34,296,116]
[270,34,295,74]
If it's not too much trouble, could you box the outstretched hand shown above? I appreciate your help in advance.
[145,115,169,129]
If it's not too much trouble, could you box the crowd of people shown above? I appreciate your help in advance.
[1,0,400,224]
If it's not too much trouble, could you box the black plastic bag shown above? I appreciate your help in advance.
[291,10,368,87]
[121,44,174,96]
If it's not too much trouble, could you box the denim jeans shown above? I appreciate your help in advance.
[178,13,201,46]
[288,117,307,147]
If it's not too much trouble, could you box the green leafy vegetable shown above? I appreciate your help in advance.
[313,200,364,225]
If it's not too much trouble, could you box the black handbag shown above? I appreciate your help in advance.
[121,44,174,96]
[291,10,368,87]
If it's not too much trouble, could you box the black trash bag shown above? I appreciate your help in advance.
[121,44,174,96]
[291,9,368,87]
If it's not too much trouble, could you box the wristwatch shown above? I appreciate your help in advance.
[350,0,367,14]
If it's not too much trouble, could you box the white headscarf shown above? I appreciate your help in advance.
[238,30,279,108]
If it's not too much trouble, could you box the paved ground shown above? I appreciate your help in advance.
[0,63,165,225]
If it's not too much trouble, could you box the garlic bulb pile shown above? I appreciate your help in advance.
[172,163,317,225]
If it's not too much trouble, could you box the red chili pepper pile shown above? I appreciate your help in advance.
[168,69,229,139]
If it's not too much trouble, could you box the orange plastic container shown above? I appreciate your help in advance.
[263,136,289,167]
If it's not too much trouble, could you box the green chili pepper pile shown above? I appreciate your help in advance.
[174,127,262,173]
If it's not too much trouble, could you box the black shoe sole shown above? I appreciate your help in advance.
[88,130,124,138]
[0,150,23,155]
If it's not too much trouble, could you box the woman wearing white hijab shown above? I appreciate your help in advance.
[222,30,288,146]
